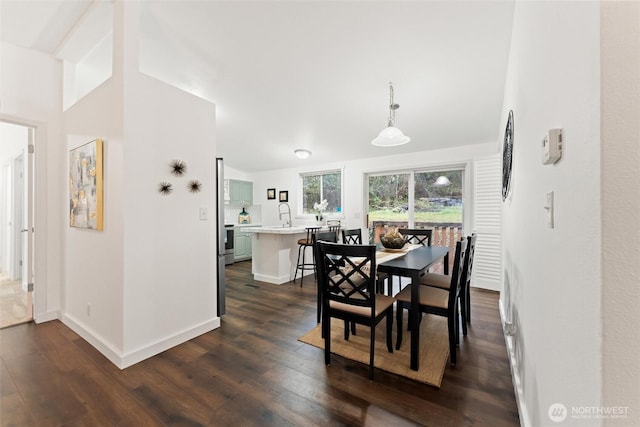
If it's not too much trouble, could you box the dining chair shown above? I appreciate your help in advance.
[339,227,388,335]
[294,226,323,287]
[316,241,395,380]
[398,228,433,246]
[420,234,477,336]
[312,230,339,323]
[394,237,467,366]
[383,228,434,295]
[341,228,362,245]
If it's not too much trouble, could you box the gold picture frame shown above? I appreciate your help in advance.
[69,139,103,230]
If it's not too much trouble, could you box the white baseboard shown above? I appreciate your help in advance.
[61,314,220,369]
[499,298,531,427]
[34,309,59,324]
[119,318,220,369]
[254,273,292,285]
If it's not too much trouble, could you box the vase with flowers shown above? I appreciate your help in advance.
[313,199,328,225]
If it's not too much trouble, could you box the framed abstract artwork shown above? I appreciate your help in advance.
[279,190,288,202]
[267,188,276,200]
[69,139,104,230]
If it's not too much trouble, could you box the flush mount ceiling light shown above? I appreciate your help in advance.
[435,176,451,186]
[294,149,312,159]
[371,82,411,147]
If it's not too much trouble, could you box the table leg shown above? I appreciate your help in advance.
[410,271,420,371]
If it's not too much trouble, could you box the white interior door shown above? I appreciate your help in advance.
[22,128,34,293]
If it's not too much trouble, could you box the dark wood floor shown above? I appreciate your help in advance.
[0,261,519,426]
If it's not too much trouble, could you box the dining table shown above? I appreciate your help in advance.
[377,245,450,371]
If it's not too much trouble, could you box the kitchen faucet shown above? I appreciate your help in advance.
[278,202,292,227]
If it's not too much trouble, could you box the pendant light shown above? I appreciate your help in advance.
[371,82,411,147]
[434,176,451,186]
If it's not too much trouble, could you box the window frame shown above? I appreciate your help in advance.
[297,167,345,219]
[364,162,471,235]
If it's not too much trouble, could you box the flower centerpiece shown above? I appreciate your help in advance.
[313,199,328,223]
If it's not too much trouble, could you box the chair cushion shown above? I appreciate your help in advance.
[420,273,451,290]
[395,285,449,310]
[298,238,313,245]
[329,294,395,317]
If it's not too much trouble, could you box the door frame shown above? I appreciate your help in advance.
[1,116,40,321]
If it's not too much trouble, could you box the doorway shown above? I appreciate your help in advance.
[0,121,34,328]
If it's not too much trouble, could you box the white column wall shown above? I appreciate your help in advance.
[121,73,218,363]
[500,2,602,426]
[60,0,219,368]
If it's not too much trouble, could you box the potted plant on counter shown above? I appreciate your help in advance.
[314,199,328,225]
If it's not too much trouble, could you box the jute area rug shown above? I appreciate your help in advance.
[298,313,449,387]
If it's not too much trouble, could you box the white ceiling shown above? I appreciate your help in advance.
[1,1,515,172]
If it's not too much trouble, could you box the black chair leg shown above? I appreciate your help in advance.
[465,284,471,324]
[460,292,468,336]
[386,311,393,353]
[396,304,404,350]
[294,244,303,285]
[316,282,322,324]
[300,245,306,287]
[324,316,331,366]
[369,324,375,380]
[448,313,457,366]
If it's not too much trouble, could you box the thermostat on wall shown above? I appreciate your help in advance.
[542,128,563,164]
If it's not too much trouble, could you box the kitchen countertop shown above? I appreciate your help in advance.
[242,225,313,234]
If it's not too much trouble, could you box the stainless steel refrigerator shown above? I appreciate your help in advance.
[216,157,226,316]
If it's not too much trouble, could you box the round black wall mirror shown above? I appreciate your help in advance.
[502,110,514,201]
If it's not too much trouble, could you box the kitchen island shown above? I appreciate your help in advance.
[240,226,315,285]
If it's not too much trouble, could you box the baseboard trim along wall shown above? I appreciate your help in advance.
[499,299,530,427]
[61,314,220,369]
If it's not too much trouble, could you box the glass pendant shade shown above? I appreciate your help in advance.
[371,126,411,147]
[435,175,451,186]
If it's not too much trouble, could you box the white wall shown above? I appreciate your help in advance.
[1,42,64,323]
[600,2,640,423]
[500,2,602,426]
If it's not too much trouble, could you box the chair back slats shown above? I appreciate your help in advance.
[317,242,377,311]
[341,228,362,245]
[447,238,467,309]
[398,228,433,246]
[327,220,341,234]
[303,226,323,244]
[461,234,477,289]
[314,230,338,245]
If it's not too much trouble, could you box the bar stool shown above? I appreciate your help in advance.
[294,227,322,287]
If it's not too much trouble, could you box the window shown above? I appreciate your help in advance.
[300,169,342,216]
[367,167,464,243]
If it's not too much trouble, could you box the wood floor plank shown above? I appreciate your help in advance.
[0,260,519,426]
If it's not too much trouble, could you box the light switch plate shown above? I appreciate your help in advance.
[199,207,208,221]
[544,191,554,228]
